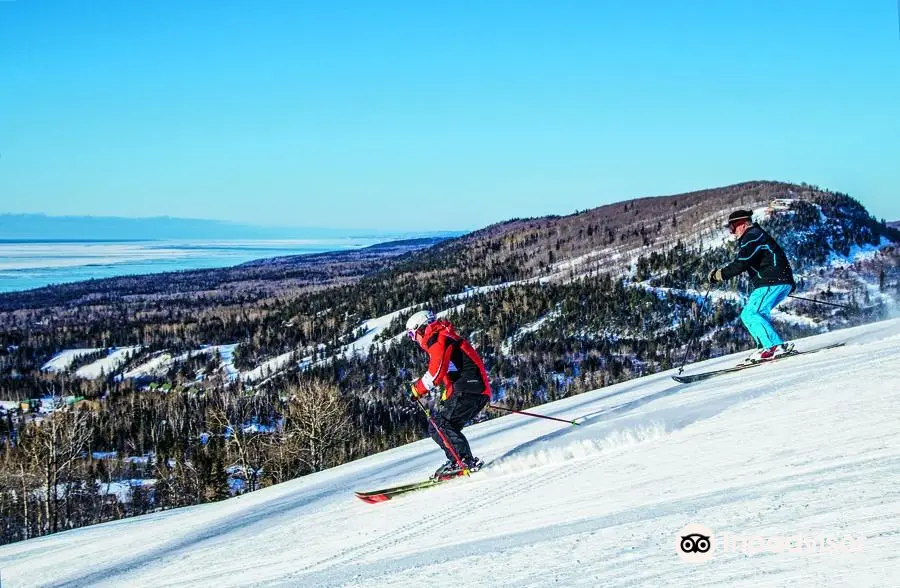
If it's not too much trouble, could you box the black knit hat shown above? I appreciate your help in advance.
[727,209,753,225]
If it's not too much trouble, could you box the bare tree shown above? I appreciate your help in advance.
[258,422,304,486]
[0,447,40,543]
[154,455,201,509]
[208,390,277,493]
[18,408,93,534]
[281,379,351,473]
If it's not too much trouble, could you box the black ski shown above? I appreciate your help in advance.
[672,342,846,384]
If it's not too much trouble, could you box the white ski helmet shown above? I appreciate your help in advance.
[406,309,436,334]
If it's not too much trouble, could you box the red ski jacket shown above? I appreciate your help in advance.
[412,320,491,401]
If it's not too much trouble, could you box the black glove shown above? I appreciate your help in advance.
[708,268,722,284]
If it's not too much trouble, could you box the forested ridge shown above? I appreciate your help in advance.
[2,180,898,544]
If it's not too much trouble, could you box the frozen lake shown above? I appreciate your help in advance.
[0,238,385,292]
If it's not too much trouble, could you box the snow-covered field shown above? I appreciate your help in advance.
[40,348,103,372]
[74,346,141,379]
[40,347,142,378]
[120,345,241,382]
[2,319,899,587]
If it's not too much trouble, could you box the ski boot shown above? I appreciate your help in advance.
[431,459,462,481]
[430,456,484,481]
[758,342,795,361]
[742,342,796,365]
[463,456,484,473]
[739,348,765,366]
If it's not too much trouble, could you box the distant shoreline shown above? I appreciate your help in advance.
[0,236,449,302]
[0,237,389,295]
[0,238,153,244]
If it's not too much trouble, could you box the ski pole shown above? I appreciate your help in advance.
[677,284,713,375]
[488,404,580,426]
[413,395,469,475]
[788,294,853,310]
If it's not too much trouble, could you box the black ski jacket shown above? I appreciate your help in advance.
[720,224,795,289]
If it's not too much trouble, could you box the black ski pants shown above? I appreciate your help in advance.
[429,392,488,462]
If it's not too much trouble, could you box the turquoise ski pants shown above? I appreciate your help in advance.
[741,284,792,348]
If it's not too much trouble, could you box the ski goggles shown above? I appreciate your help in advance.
[407,325,427,341]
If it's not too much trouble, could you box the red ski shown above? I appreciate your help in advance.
[354,468,479,503]
[355,479,441,503]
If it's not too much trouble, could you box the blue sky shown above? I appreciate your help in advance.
[1,1,898,231]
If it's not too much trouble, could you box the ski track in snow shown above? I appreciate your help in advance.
[2,319,900,587]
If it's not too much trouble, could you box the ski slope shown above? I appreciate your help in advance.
[2,319,900,587]
[74,346,141,379]
[39,348,103,373]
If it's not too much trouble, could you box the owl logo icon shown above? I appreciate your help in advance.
[676,524,716,563]
[681,533,711,553]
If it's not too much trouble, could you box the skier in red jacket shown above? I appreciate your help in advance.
[406,309,490,478]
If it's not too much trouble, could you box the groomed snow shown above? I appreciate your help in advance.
[341,306,417,359]
[120,352,176,380]
[241,307,421,383]
[40,348,103,372]
[445,281,535,301]
[74,346,141,379]
[826,237,893,268]
[212,344,240,380]
[120,345,241,381]
[2,319,899,587]
[242,304,471,383]
[240,348,302,383]
[500,309,560,355]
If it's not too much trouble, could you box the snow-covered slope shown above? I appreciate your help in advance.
[2,320,899,587]
[118,344,239,382]
[40,348,103,372]
[74,346,141,379]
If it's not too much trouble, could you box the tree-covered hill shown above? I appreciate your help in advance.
[2,180,898,545]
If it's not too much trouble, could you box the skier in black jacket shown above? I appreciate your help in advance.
[708,209,796,363]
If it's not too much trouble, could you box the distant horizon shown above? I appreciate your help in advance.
[4,179,899,229]
[2,179,898,232]
[0,212,467,242]
[0,211,463,233]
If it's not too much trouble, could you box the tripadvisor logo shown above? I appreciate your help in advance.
[676,523,715,563]
[676,523,865,563]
